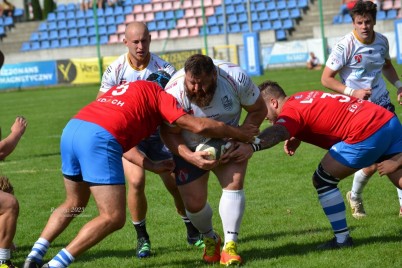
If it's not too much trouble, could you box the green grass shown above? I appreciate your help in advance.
[0,64,401,267]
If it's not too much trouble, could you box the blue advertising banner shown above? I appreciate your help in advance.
[0,61,57,90]
[243,32,262,76]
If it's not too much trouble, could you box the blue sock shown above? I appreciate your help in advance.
[47,248,74,268]
[27,237,50,263]
[317,188,349,243]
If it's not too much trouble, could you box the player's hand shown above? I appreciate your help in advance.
[188,151,219,170]
[353,88,371,100]
[377,158,399,176]
[149,159,175,174]
[11,116,27,137]
[284,137,301,156]
[237,124,260,143]
[397,86,402,105]
[220,141,253,164]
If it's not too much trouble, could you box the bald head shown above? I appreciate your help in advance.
[125,22,149,39]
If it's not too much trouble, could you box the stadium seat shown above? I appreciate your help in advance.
[282,19,294,30]
[4,16,14,29]
[240,22,248,32]
[47,12,56,21]
[290,8,301,19]
[276,0,287,10]
[115,15,125,25]
[98,26,107,36]
[57,20,67,30]
[228,23,240,33]
[104,7,114,17]
[97,8,104,17]
[50,39,60,48]
[164,10,174,19]
[67,20,77,29]
[66,11,75,20]
[49,30,58,40]
[38,22,47,32]
[30,32,40,42]
[123,0,133,6]
[215,5,223,15]
[207,15,218,25]
[226,4,235,14]
[30,41,40,50]
[272,20,282,30]
[235,3,245,13]
[189,27,199,37]
[275,29,287,41]
[84,10,93,18]
[75,10,85,19]
[87,26,96,36]
[56,12,66,20]
[41,40,50,50]
[252,21,261,31]
[208,25,221,35]
[115,6,124,16]
[0,26,5,40]
[266,1,276,11]
[99,35,109,44]
[169,29,179,38]
[123,6,132,15]
[261,20,272,30]
[56,4,66,13]
[175,9,184,18]
[68,28,78,38]
[89,36,97,45]
[166,19,176,29]
[343,14,352,23]
[269,10,279,20]
[238,13,248,23]
[255,2,265,11]
[298,0,308,9]
[79,37,89,46]
[77,18,86,28]
[86,18,95,25]
[258,11,269,21]
[227,14,237,24]
[66,3,76,11]
[97,16,106,26]
[78,27,88,37]
[70,37,79,46]
[287,0,297,9]
[117,24,125,34]
[59,29,68,39]
[147,21,157,31]
[377,10,386,20]
[13,8,24,20]
[107,25,117,35]
[386,9,397,20]
[60,39,70,47]
[332,14,343,24]
[21,42,31,52]
[47,21,57,31]
[279,9,290,19]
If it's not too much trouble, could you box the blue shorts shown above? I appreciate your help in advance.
[137,129,172,161]
[173,154,208,185]
[60,119,125,185]
[330,116,402,169]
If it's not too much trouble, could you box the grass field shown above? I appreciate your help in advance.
[0,65,401,268]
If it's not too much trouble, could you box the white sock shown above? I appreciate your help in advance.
[48,248,74,268]
[0,248,10,262]
[186,203,214,238]
[27,237,50,262]
[219,189,245,245]
[351,169,370,199]
[397,188,402,207]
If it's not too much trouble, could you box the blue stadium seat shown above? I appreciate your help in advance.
[56,4,66,13]
[235,3,245,13]
[105,16,115,26]
[155,11,164,20]
[57,20,67,29]
[298,0,308,9]
[78,27,88,37]
[60,39,70,47]
[30,41,40,50]
[98,16,107,26]
[147,21,156,31]
[282,19,294,30]
[89,36,97,45]
[208,25,221,35]
[68,28,78,38]
[343,14,352,23]
[67,20,77,29]
[215,5,223,15]
[175,9,184,18]
[208,15,217,25]
[0,26,5,39]
[21,42,31,52]
[107,25,117,35]
[66,3,76,11]
[13,8,24,19]
[104,7,114,17]
[99,35,108,44]
[272,20,282,30]
[114,6,124,16]
[240,22,249,32]
[217,15,224,25]
[30,32,40,42]
[115,16,125,25]
[228,23,240,33]
[290,8,301,19]
[166,19,176,29]
[38,22,47,32]
[75,10,85,19]
[66,11,75,20]
[88,26,96,36]
[386,9,397,20]
[123,5,132,15]
[50,39,60,48]
[156,20,167,30]
[255,2,265,11]
[269,10,279,20]
[79,37,89,46]
[377,10,386,20]
[86,18,95,25]
[276,29,287,41]
[59,29,68,39]
[226,4,235,14]
[41,40,50,50]
[77,19,86,28]
[47,21,57,31]
[287,0,297,9]
[84,10,93,18]
[49,30,58,40]
[70,37,79,46]
[56,12,66,20]
[261,20,272,30]
[276,0,287,10]
[47,12,56,21]
[4,16,14,28]
[0,17,4,26]
[252,21,261,31]
[123,0,134,6]
[238,13,248,23]
[98,26,107,35]
[97,8,104,17]
[266,1,276,11]
[332,14,343,24]
[258,11,269,21]
[279,9,290,19]
[227,14,237,24]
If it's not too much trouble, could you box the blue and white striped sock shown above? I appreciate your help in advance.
[47,248,75,268]
[317,188,349,243]
[27,237,50,263]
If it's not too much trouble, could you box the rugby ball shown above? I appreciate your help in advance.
[195,138,231,160]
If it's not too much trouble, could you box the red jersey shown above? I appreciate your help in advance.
[275,91,394,149]
[74,81,187,152]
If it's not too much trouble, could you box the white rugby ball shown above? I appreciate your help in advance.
[195,138,231,160]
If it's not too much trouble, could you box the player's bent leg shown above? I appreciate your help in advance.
[0,192,18,268]
[65,184,126,257]
[24,179,91,268]
[313,162,353,250]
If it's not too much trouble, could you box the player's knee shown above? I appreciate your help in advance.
[312,163,339,191]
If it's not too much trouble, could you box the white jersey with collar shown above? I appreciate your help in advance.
[99,52,176,93]
[326,31,391,107]
[165,59,260,149]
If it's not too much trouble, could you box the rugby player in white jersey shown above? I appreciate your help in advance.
[161,54,267,265]
[96,22,203,258]
[321,0,402,218]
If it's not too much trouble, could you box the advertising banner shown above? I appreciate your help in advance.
[0,61,57,90]
[56,58,102,84]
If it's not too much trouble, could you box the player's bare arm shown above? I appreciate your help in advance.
[258,124,291,151]
[160,123,218,170]
[0,116,28,160]
[321,66,370,99]
[239,95,267,131]
[123,146,174,174]
[175,114,259,143]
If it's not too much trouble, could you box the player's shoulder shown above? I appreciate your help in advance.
[165,69,185,91]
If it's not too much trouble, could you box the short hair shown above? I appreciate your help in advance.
[184,54,215,76]
[350,0,377,23]
[146,70,171,89]
[258,80,287,100]
[0,50,4,70]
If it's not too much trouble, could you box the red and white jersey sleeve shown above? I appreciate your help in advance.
[276,91,394,149]
[325,31,391,107]
[75,81,186,152]
[99,52,176,93]
[165,59,260,148]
